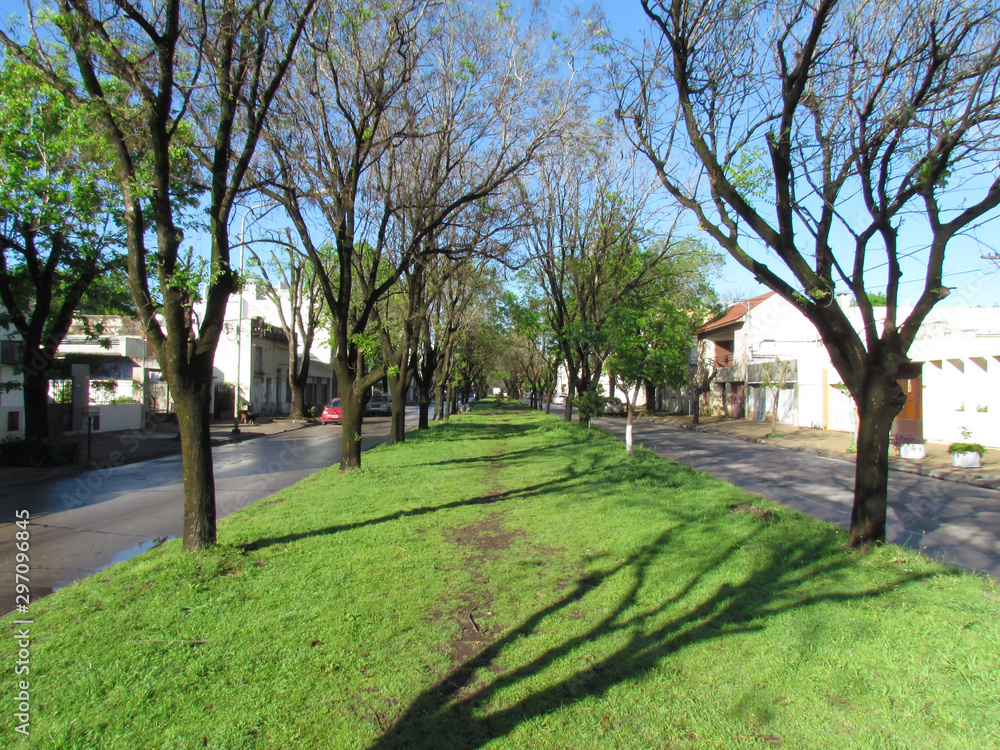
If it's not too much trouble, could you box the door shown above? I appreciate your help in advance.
[892,363,923,440]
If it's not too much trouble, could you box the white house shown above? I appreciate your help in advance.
[208,290,338,417]
[696,292,1000,448]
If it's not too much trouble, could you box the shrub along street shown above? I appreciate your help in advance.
[2,400,997,749]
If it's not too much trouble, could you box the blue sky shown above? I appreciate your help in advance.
[546,0,1000,308]
[3,0,997,307]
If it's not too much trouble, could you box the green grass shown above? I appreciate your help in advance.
[3,401,999,749]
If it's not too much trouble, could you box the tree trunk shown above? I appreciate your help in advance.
[418,380,432,428]
[173,381,217,551]
[339,386,365,471]
[289,355,311,419]
[626,384,641,452]
[434,381,446,421]
[644,382,657,413]
[22,365,52,440]
[387,364,409,445]
[848,377,906,548]
[563,368,577,423]
[692,389,703,425]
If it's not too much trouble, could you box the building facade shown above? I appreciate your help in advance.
[696,293,1000,448]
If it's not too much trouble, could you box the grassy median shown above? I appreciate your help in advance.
[2,400,998,749]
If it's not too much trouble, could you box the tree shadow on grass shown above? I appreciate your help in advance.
[367,524,941,749]
[421,441,580,467]
[239,459,601,553]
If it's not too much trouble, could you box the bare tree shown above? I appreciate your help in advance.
[2,0,316,549]
[245,232,328,419]
[258,0,584,469]
[615,0,1000,546]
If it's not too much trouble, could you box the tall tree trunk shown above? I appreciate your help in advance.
[417,379,432,428]
[563,368,577,423]
[173,380,216,551]
[644,382,657,413]
[386,354,412,445]
[848,376,906,548]
[434,381,446,421]
[22,364,52,440]
[625,384,641,453]
[289,355,311,419]
[339,386,365,470]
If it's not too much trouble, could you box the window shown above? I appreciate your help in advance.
[714,339,735,367]
[7,410,20,431]
[1,341,23,365]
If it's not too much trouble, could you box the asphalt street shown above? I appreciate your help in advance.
[589,413,1000,579]
[0,409,421,614]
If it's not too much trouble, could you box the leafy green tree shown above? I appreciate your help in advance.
[0,55,125,439]
[2,0,316,550]
[606,300,690,452]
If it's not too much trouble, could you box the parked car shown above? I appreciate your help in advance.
[602,397,625,416]
[365,393,392,416]
[552,393,566,405]
[321,398,342,424]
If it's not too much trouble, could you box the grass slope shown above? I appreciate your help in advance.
[2,402,998,749]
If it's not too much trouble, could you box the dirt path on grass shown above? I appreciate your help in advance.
[439,451,520,669]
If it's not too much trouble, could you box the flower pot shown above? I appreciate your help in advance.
[951,451,982,468]
[899,443,925,460]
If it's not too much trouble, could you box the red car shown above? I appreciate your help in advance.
[321,398,343,424]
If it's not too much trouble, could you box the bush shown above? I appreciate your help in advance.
[0,436,82,467]
[948,442,986,457]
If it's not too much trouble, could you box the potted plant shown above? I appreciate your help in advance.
[950,427,986,468]
[949,443,986,468]
[890,433,926,460]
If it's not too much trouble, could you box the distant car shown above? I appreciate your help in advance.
[552,394,566,405]
[321,398,342,424]
[365,393,391,416]
[603,397,625,416]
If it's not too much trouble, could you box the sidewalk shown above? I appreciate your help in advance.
[637,413,1000,490]
[1,414,319,487]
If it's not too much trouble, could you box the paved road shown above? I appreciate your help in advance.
[589,414,1000,579]
[0,410,422,614]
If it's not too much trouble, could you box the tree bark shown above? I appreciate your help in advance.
[644,382,657,413]
[563,368,577,422]
[288,355,311,419]
[338,386,365,470]
[625,384,641,453]
[21,362,52,440]
[417,379,432,428]
[173,379,216,551]
[848,376,906,548]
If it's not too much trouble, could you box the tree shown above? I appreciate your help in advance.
[523,131,677,424]
[0,55,126,439]
[2,0,317,550]
[615,0,1000,547]
[258,0,583,469]
[607,299,692,452]
[757,358,795,436]
[246,231,328,420]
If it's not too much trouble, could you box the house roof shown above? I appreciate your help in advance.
[699,291,776,335]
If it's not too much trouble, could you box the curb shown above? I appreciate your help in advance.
[636,415,1000,491]
[2,419,319,488]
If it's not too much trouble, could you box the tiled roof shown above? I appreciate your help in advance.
[699,291,776,335]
